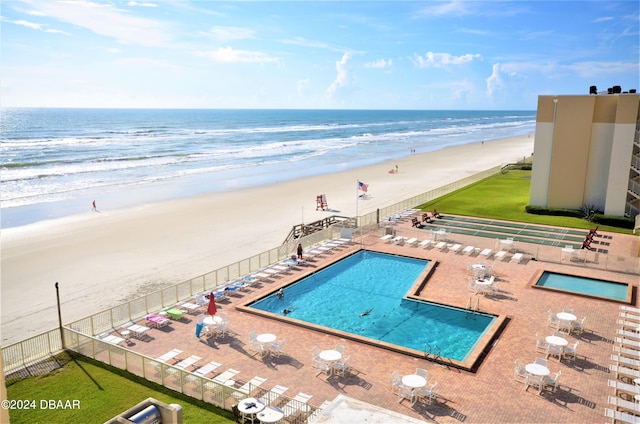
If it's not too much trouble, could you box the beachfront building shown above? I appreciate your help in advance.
[529,91,640,219]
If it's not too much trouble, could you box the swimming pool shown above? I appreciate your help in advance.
[532,270,632,302]
[247,250,497,362]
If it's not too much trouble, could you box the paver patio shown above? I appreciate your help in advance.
[122,214,639,423]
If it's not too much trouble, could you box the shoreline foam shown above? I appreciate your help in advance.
[0,134,534,345]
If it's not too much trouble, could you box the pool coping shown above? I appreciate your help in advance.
[528,268,634,304]
[236,248,508,373]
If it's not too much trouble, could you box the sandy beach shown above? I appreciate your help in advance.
[0,134,534,345]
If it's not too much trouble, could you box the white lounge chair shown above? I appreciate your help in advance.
[617,337,640,349]
[393,236,406,245]
[175,355,203,370]
[212,368,240,385]
[618,329,640,340]
[479,248,493,258]
[194,361,222,377]
[610,364,640,379]
[510,252,524,263]
[449,244,462,253]
[622,305,640,315]
[434,241,447,250]
[156,348,183,364]
[405,237,418,246]
[259,385,288,406]
[282,392,313,420]
[234,375,267,396]
[605,407,640,423]
[98,333,126,346]
[494,250,507,260]
[612,354,640,369]
[609,379,640,397]
[462,245,474,255]
[380,234,393,242]
[419,239,432,249]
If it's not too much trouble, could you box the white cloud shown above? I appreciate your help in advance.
[325,52,355,102]
[197,47,278,63]
[411,52,481,68]
[13,19,69,35]
[24,0,173,47]
[365,59,392,69]
[297,79,310,96]
[416,1,472,18]
[207,26,255,42]
[486,63,505,97]
[127,1,158,7]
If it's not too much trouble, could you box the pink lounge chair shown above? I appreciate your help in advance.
[146,314,171,328]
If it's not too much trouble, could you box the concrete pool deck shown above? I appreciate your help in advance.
[122,215,639,423]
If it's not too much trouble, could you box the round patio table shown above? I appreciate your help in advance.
[545,335,568,347]
[525,363,550,377]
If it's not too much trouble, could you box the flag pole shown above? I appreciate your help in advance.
[355,180,359,228]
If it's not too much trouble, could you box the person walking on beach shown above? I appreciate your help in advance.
[92,200,97,211]
[297,243,303,260]
[395,164,399,173]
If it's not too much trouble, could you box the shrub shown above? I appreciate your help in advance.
[591,213,635,229]
[525,205,582,218]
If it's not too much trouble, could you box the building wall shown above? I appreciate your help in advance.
[530,93,640,216]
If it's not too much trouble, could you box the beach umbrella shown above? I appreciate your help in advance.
[207,291,217,316]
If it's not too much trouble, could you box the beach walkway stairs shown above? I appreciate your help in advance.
[282,215,354,246]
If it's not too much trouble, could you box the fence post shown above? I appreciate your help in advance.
[55,282,66,348]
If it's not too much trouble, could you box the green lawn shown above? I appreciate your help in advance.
[5,352,233,424]
[418,169,633,234]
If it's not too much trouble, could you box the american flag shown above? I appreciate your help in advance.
[358,181,368,192]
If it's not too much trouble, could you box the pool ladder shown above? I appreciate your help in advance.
[465,297,480,319]
[424,343,442,362]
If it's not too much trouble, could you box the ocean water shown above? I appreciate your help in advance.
[1,108,535,227]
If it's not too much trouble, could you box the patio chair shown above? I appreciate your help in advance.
[415,368,429,380]
[534,357,548,367]
[547,310,559,329]
[175,355,203,370]
[525,374,544,394]
[557,320,572,334]
[270,338,286,357]
[418,381,438,405]
[334,356,351,376]
[335,344,346,356]
[543,371,561,392]
[313,357,331,376]
[563,341,579,361]
[571,317,586,334]
[562,307,574,314]
[514,359,527,383]
[391,370,403,395]
[535,333,548,354]
[545,343,563,361]
[397,384,415,405]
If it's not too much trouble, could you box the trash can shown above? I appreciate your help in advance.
[385,226,393,236]
[195,322,203,338]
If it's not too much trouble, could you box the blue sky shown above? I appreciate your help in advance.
[1,1,638,110]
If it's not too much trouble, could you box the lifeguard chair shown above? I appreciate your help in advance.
[316,194,328,211]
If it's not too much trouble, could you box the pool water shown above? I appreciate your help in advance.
[535,271,629,301]
[249,251,496,361]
